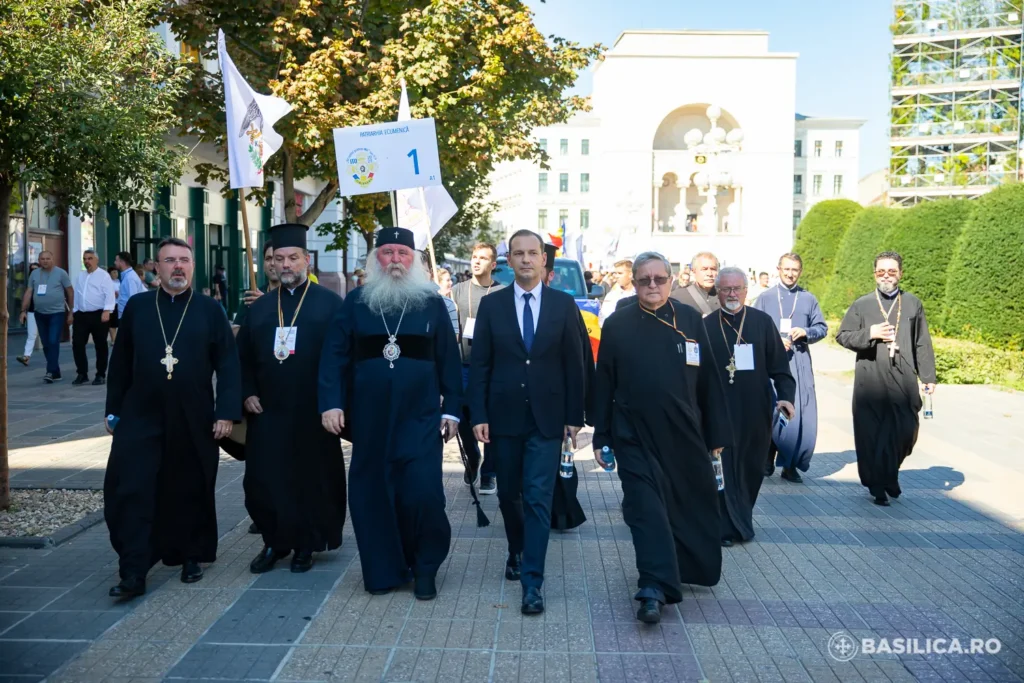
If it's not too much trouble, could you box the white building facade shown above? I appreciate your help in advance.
[486,30,863,274]
[793,116,866,229]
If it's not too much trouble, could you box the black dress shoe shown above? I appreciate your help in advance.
[873,494,890,506]
[504,553,521,581]
[91,376,105,386]
[181,560,203,584]
[72,374,89,386]
[414,575,437,601]
[290,550,314,573]
[248,521,260,534]
[763,462,775,477]
[521,586,544,615]
[109,576,146,598]
[250,546,289,574]
[721,538,734,548]
[886,486,901,499]
[636,598,662,624]
[780,468,803,483]
[368,587,393,595]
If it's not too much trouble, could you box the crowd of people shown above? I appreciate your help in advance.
[83,224,937,627]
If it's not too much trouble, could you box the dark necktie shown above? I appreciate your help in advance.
[522,292,535,353]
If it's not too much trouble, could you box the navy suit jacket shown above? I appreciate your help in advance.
[468,284,585,439]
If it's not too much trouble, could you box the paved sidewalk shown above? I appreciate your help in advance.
[0,345,1022,682]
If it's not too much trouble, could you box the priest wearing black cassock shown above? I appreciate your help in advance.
[103,238,241,599]
[836,251,936,506]
[704,267,795,547]
[239,224,346,574]
[593,251,731,625]
[319,227,462,601]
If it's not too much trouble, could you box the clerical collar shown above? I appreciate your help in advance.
[784,283,800,292]
[287,278,309,295]
[159,286,192,303]
[721,305,744,317]
[877,287,900,300]
[692,283,716,298]
[640,300,674,322]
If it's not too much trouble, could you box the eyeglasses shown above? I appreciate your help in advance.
[875,269,899,277]
[637,276,670,287]
[718,286,745,294]
[162,257,193,265]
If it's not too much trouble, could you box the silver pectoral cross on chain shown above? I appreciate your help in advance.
[888,341,899,359]
[161,345,179,379]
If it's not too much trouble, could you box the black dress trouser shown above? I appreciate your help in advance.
[72,310,109,377]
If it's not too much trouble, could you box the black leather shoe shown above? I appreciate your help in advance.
[636,598,662,624]
[91,376,105,386]
[290,550,314,573]
[109,576,146,598]
[368,587,393,595]
[250,546,289,573]
[521,586,544,615]
[414,575,437,600]
[873,494,890,506]
[504,553,521,581]
[886,486,902,499]
[721,538,734,548]
[780,468,803,483]
[72,374,89,386]
[181,560,203,584]
[248,521,260,534]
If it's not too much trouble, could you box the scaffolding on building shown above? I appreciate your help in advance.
[889,0,1024,207]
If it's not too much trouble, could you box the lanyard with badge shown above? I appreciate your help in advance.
[274,283,309,362]
[719,308,754,384]
[36,269,52,297]
[777,286,799,336]
[641,304,701,366]
[461,282,492,341]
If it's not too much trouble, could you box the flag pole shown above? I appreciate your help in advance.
[390,190,399,228]
[238,189,258,291]
[419,187,439,283]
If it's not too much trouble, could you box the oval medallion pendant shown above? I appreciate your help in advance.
[274,344,290,362]
[382,340,401,369]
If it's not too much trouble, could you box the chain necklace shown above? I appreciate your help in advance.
[155,288,194,380]
[718,306,748,385]
[875,289,902,361]
[380,302,408,369]
[275,279,311,363]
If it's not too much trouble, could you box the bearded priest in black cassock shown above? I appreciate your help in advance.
[104,238,241,599]
[704,268,796,546]
[319,227,462,601]
[238,224,346,575]
[836,252,936,507]
[592,252,731,625]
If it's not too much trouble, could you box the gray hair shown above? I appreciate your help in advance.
[691,251,720,270]
[83,248,97,256]
[632,251,672,280]
[715,266,747,287]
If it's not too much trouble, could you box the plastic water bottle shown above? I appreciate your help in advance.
[923,390,934,419]
[559,435,574,479]
[600,446,615,472]
[711,451,725,491]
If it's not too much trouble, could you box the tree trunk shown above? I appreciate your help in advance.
[0,179,13,510]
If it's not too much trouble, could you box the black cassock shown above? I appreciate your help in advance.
[318,290,462,592]
[704,307,795,542]
[104,288,241,579]
[238,280,346,553]
[593,300,731,603]
[550,308,592,532]
[836,290,936,497]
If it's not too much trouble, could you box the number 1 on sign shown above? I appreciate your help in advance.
[407,148,420,175]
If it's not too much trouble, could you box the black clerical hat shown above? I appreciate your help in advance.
[269,223,308,250]
[375,227,415,250]
[544,242,557,267]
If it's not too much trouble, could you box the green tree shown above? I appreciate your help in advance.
[0,0,189,509]
[792,199,862,298]
[164,0,603,251]
[944,184,1024,349]
[822,206,897,318]
[883,198,971,326]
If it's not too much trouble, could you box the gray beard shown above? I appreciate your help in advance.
[362,272,435,316]
[878,281,898,295]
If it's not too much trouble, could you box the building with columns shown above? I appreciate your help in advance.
[485,30,863,274]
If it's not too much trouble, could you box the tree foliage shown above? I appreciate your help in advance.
[792,199,862,298]
[822,206,896,318]
[882,198,971,326]
[944,184,1024,350]
[164,0,603,248]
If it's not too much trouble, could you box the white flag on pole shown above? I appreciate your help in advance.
[395,80,457,249]
[218,30,292,190]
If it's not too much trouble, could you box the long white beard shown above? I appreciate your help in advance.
[362,258,436,315]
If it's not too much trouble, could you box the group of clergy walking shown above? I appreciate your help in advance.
[100,224,936,626]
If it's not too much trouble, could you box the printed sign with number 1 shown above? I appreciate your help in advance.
[333,118,443,197]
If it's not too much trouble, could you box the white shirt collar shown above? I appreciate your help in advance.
[513,281,542,299]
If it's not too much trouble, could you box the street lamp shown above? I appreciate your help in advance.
[684,105,743,241]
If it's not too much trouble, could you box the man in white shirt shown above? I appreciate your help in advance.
[599,259,634,323]
[72,249,116,386]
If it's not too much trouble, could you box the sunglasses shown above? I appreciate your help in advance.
[875,269,900,277]
[637,276,670,287]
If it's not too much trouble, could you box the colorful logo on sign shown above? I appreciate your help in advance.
[347,148,378,188]
[576,299,601,362]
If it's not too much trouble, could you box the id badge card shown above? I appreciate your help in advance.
[274,326,298,355]
[686,341,700,366]
[779,318,793,334]
[462,317,476,340]
[734,344,755,371]
[36,284,47,296]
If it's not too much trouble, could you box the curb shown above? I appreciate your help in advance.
[0,508,104,549]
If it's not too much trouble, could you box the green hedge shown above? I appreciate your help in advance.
[822,206,896,318]
[792,199,862,298]
[944,184,1024,350]
[883,198,971,327]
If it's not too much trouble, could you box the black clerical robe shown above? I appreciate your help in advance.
[238,280,346,553]
[104,288,241,579]
[673,283,721,317]
[836,290,936,497]
[704,307,795,542]
[593,300,732,603]
[551,307,592,531]
[318,289,462,592]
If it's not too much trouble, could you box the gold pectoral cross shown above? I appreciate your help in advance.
[161,345,178,379]
[726,357,737,384]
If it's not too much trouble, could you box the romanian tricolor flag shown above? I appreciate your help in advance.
[576,299,601,361]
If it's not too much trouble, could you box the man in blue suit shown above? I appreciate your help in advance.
[469,229,585,615]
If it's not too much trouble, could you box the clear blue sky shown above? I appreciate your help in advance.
[526,0,893,179]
